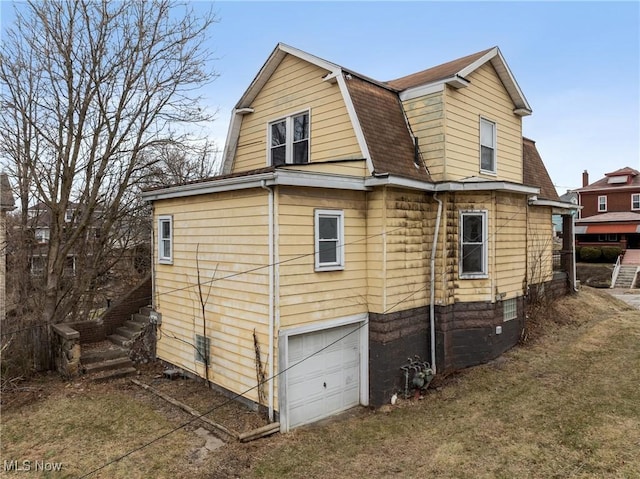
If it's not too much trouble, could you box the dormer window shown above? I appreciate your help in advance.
[269,111,309,166]
[65,209,74,222]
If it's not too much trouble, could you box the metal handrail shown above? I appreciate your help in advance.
[611,254,622,288]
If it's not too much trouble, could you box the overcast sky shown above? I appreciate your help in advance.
[2,1,639,193]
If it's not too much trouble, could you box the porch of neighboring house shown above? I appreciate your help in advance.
[611,249,640,289]
[552,213,578,289]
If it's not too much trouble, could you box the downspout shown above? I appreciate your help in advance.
[261,180,275,422]
[572,212,578,292]
[429,193,443,375]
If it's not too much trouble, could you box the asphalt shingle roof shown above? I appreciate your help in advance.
[344,74,431,182]
[523,138,559,201]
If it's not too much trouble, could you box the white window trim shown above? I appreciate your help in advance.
[598,195,607,212]
[158,215,173,265]
[314,209,344,271]
[479,117,497,175]
[459,210,488,279]
[632,193,640,210]
[267,109,311,166]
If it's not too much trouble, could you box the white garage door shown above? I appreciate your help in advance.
[287,323,361,429]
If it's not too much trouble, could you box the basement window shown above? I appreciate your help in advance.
[503,298,517,321]
[195,334,210,364]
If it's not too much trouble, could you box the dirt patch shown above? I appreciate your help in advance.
[132,361,268,435]
[576,262,614,288]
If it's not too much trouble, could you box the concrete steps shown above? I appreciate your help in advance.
[614,265,638,288]
[81,346,136,381]
[81,305,151,381]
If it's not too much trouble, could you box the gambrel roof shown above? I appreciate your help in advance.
[221,43,530,182]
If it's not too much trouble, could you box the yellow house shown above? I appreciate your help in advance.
[142,44,578,431]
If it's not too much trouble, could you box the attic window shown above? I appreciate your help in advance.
[479,118,496,174]
[607,175,628,184]
[269,112,309,166]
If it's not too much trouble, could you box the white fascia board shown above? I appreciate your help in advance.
[457,47,498,78]
[278,43,341,73]
[530,199,582,210]
[337,73,375,176]
[435,181,539,195]
[399,82,445,101]
[272,170,369,191]
[142,170,370,202]
[457,46,532,114]
[491,49,532,113]
[220,108,244,175]
[365,175,435,191]
[141,173,277,202]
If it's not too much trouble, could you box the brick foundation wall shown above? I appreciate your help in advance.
[434,297,525,373]
[368,306,430,407]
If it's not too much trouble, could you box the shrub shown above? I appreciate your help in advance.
[580,246,602,262]
[601,246,622,262]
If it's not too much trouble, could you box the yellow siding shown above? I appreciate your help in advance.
[527,206,554,284]
[153,189,270,404]
[233,54,362,173]
[444,63,523,183]
[494,194,528,299]
[402,91,446,181]
[383,188,435,312]
[365,188,386,312]
[277,186,368,327]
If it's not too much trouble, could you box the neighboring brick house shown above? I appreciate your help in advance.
[575,167,640,250]
[26,202,86,276]
[1,173,16,322]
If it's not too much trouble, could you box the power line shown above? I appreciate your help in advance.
[77,278,430,478]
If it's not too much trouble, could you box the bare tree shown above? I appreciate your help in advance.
[0,0,218,325]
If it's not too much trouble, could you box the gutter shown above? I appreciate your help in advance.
[260,180,275,422]
[429,193,443,375]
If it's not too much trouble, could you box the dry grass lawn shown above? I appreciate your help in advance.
[2,286,639,478]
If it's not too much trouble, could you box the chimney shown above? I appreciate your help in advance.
[582,170,589,187]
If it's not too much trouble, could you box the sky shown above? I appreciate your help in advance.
[1,1,639,193]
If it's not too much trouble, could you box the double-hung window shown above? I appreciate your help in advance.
[460,211,488,278]
[632,194,640,210]
[480,118,496,174]
[269,111,309,166]
[315,210,344,271]
[598,195,607,212]
[158,215,173,264]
